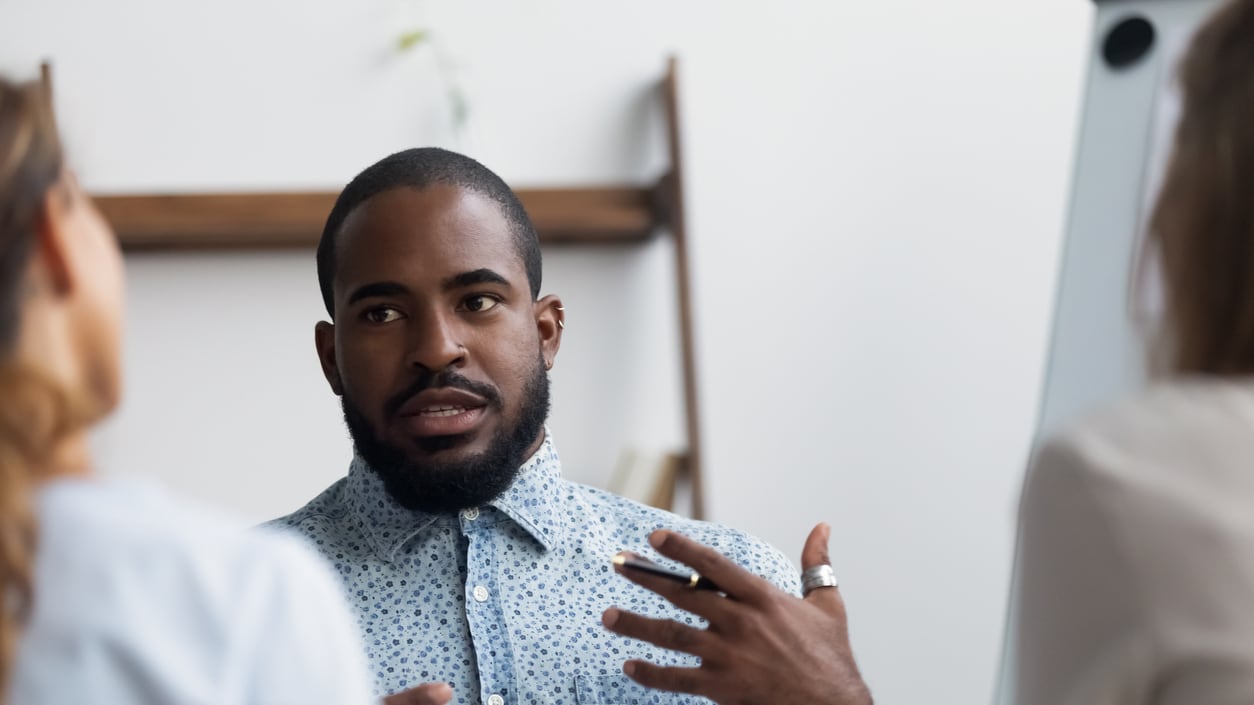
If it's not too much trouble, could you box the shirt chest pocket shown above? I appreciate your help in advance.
[574,674,710,705]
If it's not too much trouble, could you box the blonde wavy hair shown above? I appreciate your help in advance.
[1149,0,1254,374]
[0,76,71,697]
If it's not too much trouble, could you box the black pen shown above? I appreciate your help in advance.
[612,552,722,592]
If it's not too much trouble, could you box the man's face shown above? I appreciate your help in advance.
[315,184,564,512]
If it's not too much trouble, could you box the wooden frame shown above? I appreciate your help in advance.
[659,57,705,519]
[58,58,706,519]
[97,186,665,249]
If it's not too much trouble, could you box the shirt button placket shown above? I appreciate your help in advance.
[464,515,512,705]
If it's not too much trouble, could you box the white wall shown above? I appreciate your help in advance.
[0,2,1092,703]
[681,5,1090,701]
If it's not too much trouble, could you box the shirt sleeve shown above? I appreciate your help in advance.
[1010,436,1154,705]
[237,532,380,705]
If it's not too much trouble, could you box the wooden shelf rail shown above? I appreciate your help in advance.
[96,185,664,250]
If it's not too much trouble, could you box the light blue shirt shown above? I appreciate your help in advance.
[269,436,799,704]
[14,479,375,705]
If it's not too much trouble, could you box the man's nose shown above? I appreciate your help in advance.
[405,310,466,371]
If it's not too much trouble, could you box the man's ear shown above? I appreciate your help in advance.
[314,321,343,395]
[534,295,564,370]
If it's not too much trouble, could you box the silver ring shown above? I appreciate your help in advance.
[801,564,838,596]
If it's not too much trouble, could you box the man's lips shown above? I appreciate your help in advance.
[396,388,490,438]
[397,388,489,417]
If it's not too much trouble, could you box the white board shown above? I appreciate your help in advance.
[1035,0,1217,437]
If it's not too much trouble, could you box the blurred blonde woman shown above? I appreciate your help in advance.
[0,76,385,704]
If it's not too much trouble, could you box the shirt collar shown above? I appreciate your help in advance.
[346,433,565,563]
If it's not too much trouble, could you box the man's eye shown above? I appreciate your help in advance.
[364,307,403,324]
[463,295,501,313]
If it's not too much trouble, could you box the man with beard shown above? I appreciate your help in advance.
[268,147,799,704]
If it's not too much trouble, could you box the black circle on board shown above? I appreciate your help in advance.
[1103,16,1156,69]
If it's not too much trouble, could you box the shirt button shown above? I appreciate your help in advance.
[473,585,489,602]
[488,695,504,705]
[462,507,480,520]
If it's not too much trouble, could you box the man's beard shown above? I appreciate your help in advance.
[341,356,550,514]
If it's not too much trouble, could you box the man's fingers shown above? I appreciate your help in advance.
[622,660,711,698]
[801,522,832,571]
[648,530,773,604]
[602,608,713,657]
[611,553,738,624]
[381,682,453,705]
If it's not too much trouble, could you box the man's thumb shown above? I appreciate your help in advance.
[801,522,832,570]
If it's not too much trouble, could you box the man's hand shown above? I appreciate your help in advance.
[601,524,873,705]
[382,682,453,705]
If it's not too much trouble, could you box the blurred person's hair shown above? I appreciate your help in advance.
[1150,0,1254,374]
[0,76,74,697]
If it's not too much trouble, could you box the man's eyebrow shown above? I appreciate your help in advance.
[346,281,409,306]
[443,268,512,291]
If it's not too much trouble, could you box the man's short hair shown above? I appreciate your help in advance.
[317,147,542,317]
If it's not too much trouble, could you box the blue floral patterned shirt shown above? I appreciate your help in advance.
[268,436,800,704]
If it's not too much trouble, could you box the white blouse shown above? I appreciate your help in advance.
[9,478,376,705]
[1012,378,1254,705]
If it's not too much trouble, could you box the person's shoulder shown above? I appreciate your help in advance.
[42,478,256,556]
[25,480,367,704]
[42,478,328,581]
[35,479,341,632]
[261,476,351,535]
[1042,378,1254,475]
[1029,378,1254,528]
[570,482,799,591]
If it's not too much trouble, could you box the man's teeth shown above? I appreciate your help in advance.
[419,406,467,417]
